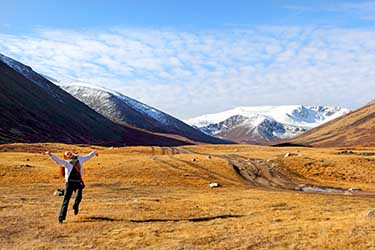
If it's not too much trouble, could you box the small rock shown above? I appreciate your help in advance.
[368,208,375,217]
[53,188,65,196]
[209,182,220,188]
[16,164,32,168]
[207,155,212,159]
[284,153,290,158]
[348,187,362,192]
[336,150,355,155]
[192,158,196,162]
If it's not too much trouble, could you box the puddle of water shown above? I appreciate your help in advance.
[298,186,345,193]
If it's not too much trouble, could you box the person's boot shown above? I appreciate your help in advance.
[73,205,79,215]
[58,219,64,224]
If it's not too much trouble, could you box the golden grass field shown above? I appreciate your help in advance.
[1,143,375,249]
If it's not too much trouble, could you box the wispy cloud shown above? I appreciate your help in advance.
[0,26,374,119]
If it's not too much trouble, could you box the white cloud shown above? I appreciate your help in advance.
[0,26,374,119]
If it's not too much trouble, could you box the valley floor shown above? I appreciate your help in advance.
[1,143,375,249]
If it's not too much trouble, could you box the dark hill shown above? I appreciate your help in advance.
[0,61,188,146]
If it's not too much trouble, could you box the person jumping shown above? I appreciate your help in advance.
[46,150,98,224]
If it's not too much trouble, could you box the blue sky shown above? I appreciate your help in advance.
[2,0,375,32]
[1,1,375,118]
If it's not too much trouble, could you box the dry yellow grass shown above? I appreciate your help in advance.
[1,143,375,249]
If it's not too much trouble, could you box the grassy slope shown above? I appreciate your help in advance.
[290,101,375,147]
[1,144,375,249]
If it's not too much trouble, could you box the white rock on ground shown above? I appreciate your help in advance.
[368,208,375,217]
[348,187,362,192]
[53,189,64,196]
[209,182,220,188]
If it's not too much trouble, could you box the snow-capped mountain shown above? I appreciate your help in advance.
[60,83,228,144]
[0,53,198,146]
[0,53,228,145]
[0,54,53,90]
[185,106,350,145]
[290,100,375,147]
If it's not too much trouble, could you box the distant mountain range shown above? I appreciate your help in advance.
[289,100,375,147]
[0,53,227,146]
[186,106,350,145]
[3,52,371,148]
[59,83,227,144]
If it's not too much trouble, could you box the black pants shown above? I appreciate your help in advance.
[59,181,83,222]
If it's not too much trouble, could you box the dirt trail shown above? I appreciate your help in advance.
[165,146,298,189]
[221,155,298,190]
[170,156,243,185]
[161,147,181,155]
[171,147,375,197]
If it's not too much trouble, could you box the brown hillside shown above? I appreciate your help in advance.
[289,101,375,147]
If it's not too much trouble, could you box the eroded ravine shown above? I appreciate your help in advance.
[161,146,298,189]
[220,154,298,190]
[168,146,375,197]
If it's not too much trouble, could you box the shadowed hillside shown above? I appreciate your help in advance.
[0,61,189,146]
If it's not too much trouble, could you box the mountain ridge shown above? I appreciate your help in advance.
[0,54,192,146]
[186,105,349,145]
[288,100,375,147]
[60,83,229,144]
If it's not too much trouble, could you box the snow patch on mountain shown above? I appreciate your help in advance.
[0,53,47,89]
[0,53,66,103]
[61,83,170,125]
[187,105,348,128]
[185,105,350,143]
[60,83,227,144]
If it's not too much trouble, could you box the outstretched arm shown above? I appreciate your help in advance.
[78,151,97,164]
[46,152,67,166]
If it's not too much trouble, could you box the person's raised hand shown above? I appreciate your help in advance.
[95,152,99,157]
